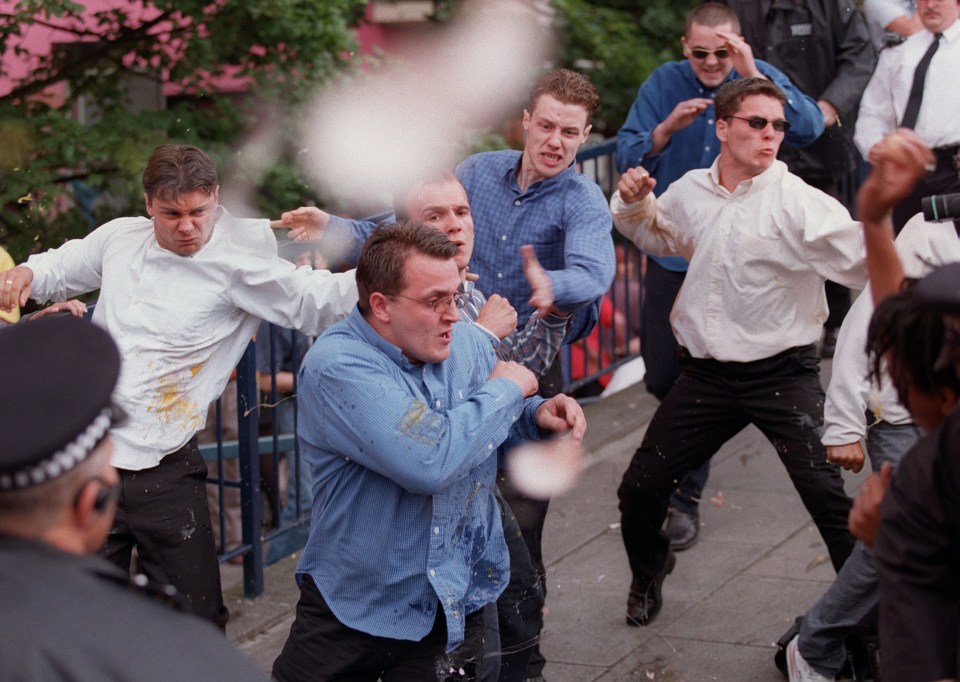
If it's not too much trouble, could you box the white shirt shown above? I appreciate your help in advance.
[823,215,960,445]
[26,210,358,470]
[863,0,916,52]
[611,158,865,362]
[855,19,960,156]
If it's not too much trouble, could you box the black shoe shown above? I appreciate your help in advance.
[626,551,676,627]
[663,509,700,551]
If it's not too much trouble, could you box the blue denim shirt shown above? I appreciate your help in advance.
[295,307,545,651]
[456,150,616,342]
[616,59,825,272]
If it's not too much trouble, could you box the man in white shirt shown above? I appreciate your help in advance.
[610,77,864,628]
[0,144,358,628]
[855,0,960,231]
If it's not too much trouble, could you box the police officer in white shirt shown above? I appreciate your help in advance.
[610,77,863,629]
[855,0,960,231]
[0,144,358,629]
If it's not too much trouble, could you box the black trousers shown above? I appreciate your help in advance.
[102,438,228,629]
[618,346,854,581]
[272,576,486,682]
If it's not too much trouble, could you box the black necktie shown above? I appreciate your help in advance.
[901,33,942,129]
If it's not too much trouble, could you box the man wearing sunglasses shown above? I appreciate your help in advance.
[609,77,864,630]
[616,1,824,554]
[271,222,585,682]
[0,316,265,681]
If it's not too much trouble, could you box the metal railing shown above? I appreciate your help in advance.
[204,137,643,596]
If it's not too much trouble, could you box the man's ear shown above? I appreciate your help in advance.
[521,109,531,131]
[716,117,729,143]
[144,193,154,217]
[369,292,391,323]
[581,123,592,144]
[72,479,103,529]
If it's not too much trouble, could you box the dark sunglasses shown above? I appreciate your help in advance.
[727,115,791,133]
[690,47,730,59]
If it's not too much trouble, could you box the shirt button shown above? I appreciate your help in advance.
[497,273,503,279]
[707,119,714,124]
[501,235,507,241]
[435,400,441,408]
[514,200,521,206]
[429,569,436,577]
[487,443,493,450]
[434,527,440,535]
[705,146,710,151]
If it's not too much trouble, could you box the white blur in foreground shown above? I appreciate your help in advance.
[299,0,553,204]
[507,435,584,500]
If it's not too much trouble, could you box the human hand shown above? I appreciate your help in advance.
[29,299,88,320]
[817,99,839,127]
[271,206,330,243]
[476,294,518,339]
[857,129,935,224]
[0,266,33,312]
[534,394,586,443]
[716,30,762,78]
[827,441,866,473]
[663,97,714,135]
[616,166,656,205]
[488,360,538,397]
[849,462,893,548]
[521,245,554,319]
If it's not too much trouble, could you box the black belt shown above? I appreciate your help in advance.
[932,145,959,170]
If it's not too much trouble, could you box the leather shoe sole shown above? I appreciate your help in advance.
[626,551,676,627]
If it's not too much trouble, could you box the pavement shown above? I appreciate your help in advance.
[222,359,869,681]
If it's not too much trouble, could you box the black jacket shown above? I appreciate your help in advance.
[715,0,877,178]
[0,538,266,681]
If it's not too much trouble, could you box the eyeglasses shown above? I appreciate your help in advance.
[727,115,791,133]
[689,47,730,60]
[390,292,467,314]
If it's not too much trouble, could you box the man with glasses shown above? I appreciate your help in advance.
[271,222,585,682]
[616,1,824,553]
[0,316,264,680]
[610,77,864,629]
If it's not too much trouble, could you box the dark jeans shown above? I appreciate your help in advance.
[491,487,545,682]
[640,259,711,515]
[273,576,485,682]
[618,346,854,582]
[102,438,228,629]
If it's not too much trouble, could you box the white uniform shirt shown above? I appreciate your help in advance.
[855,19,960,156]
[611,158,865,363]
[863,0,916,52]
[26,210,358,470]
[823,216,960,445]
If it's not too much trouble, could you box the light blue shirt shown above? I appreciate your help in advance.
[295,307,546,651]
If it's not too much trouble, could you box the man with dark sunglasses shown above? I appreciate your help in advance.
[610,77,864,630]
[615,1,824,554]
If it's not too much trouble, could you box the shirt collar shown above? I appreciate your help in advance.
[707,156,785,194]
[939,20,960,43]
[344,306,418,370]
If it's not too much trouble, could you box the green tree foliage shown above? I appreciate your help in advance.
[551,0,699,136]
[0,0,367,261]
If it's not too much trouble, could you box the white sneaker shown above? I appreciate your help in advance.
[786,635,833,682]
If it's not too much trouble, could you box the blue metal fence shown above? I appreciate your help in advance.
[203,137,642,597]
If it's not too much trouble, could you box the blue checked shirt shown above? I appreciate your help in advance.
[295,307,546,651]
[455,150,615,342]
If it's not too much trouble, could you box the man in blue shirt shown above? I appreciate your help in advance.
[271,222,586,682]
[279,71,614,679]
[616,1,824,551]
